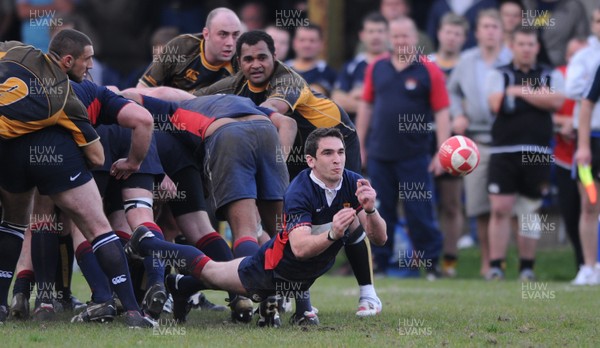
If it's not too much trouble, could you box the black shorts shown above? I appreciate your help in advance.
[487,152,550,198]
[204,120,289,220]
[154,131,200,175]
[93,124,164,179]
[0,126,93,195]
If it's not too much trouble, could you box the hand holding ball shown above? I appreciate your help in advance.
[438,136,480,176]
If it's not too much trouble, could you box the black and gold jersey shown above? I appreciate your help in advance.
[138,33,236,93]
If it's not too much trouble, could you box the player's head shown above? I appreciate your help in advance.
[203,7,243,64]
[475,9,503,50]
[305,128,346,185]
[360,12,388,55]
[236,30,276,87]
[510,26,539,67]
[265,25,291,60]
[292,24,323,61]
[48,28,94,83]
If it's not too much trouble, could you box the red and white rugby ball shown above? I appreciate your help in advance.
[438,135,480,176]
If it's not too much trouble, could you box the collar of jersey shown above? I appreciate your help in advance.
[310,170,343,192]
[200,39,229,72]
[247,80,268,93]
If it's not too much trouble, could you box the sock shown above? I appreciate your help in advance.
[344,237,372,285]
[140,222,165,287]
[519,259,535,272]
[92,232,140,312]
[196,232,236,300]
[13,270,35,299]
[137,232,211,280]
[75,241,112,303]
[56,235,74,302]
[294,291,313,316]
[490,259,505,270]
[232,236,259,258]
[195,232,234,262]
[114,230,130,247]
[30,223,59,304]
[0,222,26,306]
[167,274,208,297]
[359,284,377,301]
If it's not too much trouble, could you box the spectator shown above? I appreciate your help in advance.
[380,0,434,54]
[566,5,600,285]
[429,12,468,277]
[427,0,498,51]
[521,0,589,67]
[447,9,512,276]
[265,25,291,61]
[286,24,337,96]
[553,37,588,275]
[484,26,565,281]
[332,12,389,123]
[356,17,451,279]
[239,1,267,31]
[159,0,206,34]
[499,0,523,48]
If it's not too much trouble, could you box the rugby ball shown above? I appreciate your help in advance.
[438,135,480,176]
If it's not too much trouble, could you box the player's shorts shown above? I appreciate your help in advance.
[0,126,93,195]
[165,165,208,216]
[487,151,551,199]
[464,144,491,217]
[93,124,164,179]
[204,120,289,220]
[98,174,155,215]
[237,245,315,303]
[154,130,201,175]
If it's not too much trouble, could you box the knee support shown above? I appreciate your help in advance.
[124,197,153,214]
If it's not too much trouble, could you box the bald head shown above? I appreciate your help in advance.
[203,7,243,64]
[206,7,241,30]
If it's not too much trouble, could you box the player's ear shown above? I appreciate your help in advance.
[202,27,209,39]
[306,154,315,168]
[62,54,74,68]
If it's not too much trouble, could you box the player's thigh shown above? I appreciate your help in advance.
[50,180,112,239]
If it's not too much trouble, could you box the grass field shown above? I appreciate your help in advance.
[2,246,599,347]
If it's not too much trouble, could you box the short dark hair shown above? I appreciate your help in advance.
[49,28,92,58]
[305,128,345,158]
[362,12,388,30]
[511,26,539,41]
[236,30,275,57]
[295,24,323,39]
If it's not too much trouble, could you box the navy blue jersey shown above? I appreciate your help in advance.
[72,80,132,126]
[335,55,368,92]
[142,94,268,141]
[263,168,364,281]
[286,60,337,95]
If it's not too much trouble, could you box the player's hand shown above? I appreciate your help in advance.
[575,146,592,166]
[331,208,356,240]
[356,179,376,212]
[428,152,445,176]
[110,158,141,180]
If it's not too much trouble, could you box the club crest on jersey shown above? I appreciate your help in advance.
[184,69,199,82]
[405,78,417,90]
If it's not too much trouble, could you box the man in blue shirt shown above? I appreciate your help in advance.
[124,128,387,327]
